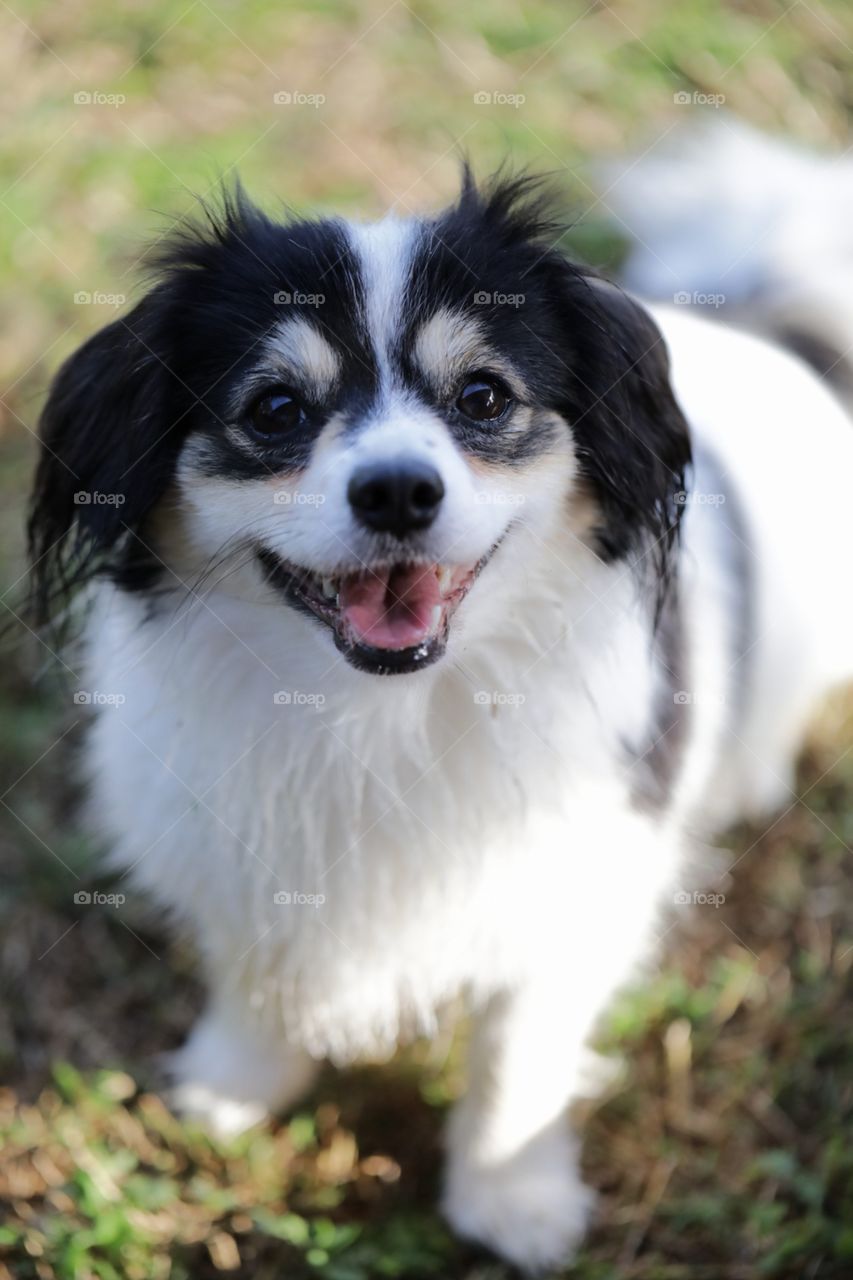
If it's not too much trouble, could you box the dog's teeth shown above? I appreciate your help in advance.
[321,577,337,599]
[429,605,443,634]
[437,567,454,594]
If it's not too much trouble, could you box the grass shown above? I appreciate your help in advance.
[2,1,853,1276]
[4,722,853,1280]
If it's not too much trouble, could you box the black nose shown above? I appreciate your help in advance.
[348,461,445,538]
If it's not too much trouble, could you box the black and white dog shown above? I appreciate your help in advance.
[29,173,853,1271]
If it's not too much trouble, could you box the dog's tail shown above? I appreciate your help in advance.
[601,118,853,408]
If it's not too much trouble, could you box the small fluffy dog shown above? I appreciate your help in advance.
[29,173,853,1271]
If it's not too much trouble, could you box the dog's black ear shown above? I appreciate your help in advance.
[558,274,692,590]
[28,290,183,624]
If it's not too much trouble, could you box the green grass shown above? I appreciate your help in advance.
[2,1,853,1276]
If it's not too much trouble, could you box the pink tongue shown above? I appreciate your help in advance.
[339,564,442,650]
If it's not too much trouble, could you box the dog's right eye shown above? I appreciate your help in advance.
[247,389,306,438]
[456,376,510,423]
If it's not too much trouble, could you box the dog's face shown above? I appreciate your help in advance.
[173,213,578,675]
[30,176,690,675]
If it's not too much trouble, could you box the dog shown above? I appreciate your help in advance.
[28,171,853,1272]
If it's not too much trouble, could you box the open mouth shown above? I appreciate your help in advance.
[257,547,497,675]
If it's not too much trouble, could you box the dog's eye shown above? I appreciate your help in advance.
[456,377,510,422]
[248,389,305,437]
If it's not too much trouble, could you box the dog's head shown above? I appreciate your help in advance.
[29,174,690,675]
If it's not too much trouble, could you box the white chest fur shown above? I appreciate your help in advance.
[82,556,678,1058]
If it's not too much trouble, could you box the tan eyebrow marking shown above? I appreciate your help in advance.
[412,306,526,397]
[265,316,341,397]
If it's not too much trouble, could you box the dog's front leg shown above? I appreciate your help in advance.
[442,983,600,1273]
[168,996,320,1138]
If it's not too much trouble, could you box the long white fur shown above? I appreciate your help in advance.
[79,214,853,1271]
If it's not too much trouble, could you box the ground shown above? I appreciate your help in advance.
[1,1,853,1277]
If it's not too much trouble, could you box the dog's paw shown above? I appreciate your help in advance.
[168,1079,271,1139]
[442,1130,595,1274]
[166,1010,319,1139]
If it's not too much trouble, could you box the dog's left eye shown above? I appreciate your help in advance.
[456,377,510,422]
[248,389,306,437]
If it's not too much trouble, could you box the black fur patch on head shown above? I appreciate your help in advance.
[400,169,692,594]
[27,188,373,624]
[152,199,376,481]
